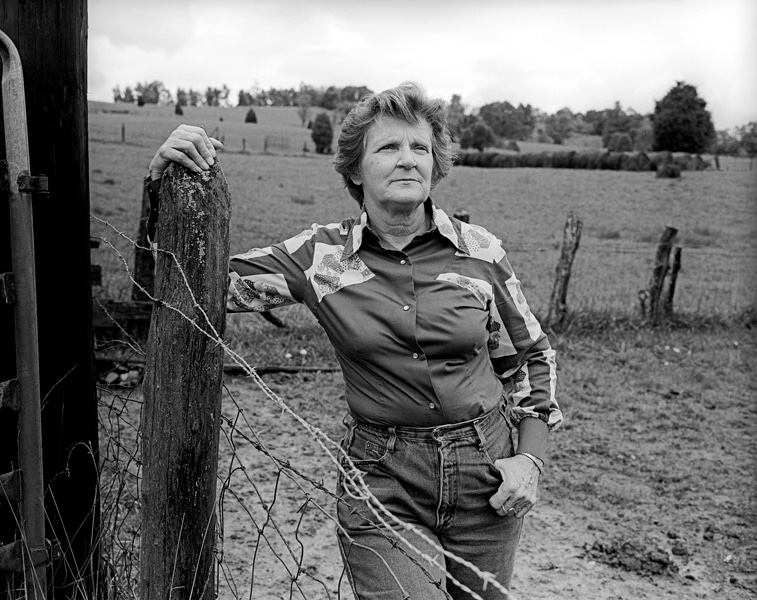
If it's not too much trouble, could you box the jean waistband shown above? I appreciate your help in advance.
[345,402,506,442]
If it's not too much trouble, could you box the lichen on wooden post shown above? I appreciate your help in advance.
[140,161,231,600]
[545,212,582,329]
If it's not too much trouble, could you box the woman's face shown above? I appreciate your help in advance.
[351,116,434,217]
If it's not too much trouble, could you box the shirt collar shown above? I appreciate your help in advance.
[340,198,472,260]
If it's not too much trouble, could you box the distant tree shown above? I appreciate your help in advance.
[174,104,183,116]
[320,86,340,110]
[632,116,654,152]
[460,122,495,152]
[652,81,715,153]
[447,94,467,141]
[205,85,230,107]
[135,81,166,104]
[238,89,254,106]
[478,101,535,140]
[737,122,757,169]
[296,86,312,127]
[545,108,575,144]
[245,108,258,124]
[188,88,204,107]
[312,112,334,153]
[606,132,633,152]
[713,129,739,155]
[176,88,188,107]
[737,122,757,156]
[112,85,123,103]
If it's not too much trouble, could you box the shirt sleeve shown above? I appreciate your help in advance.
[486,247,562,431]
[227,229,315,313]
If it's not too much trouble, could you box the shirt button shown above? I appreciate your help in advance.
[428,402,436,410]
[412,352,419,359]
[400,259,406,265]
[403,305,410,311]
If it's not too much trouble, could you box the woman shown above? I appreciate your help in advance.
[147,82,561,599]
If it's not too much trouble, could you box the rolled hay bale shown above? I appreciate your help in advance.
[503,153,522,168]
[460,152,478,167]
[601,152,624,170]
[656,159,681,178]
[478,152,498,168]
[521,152,549,168]
[586,152,605,169]
[636,152,652,171]
[492,153,511,168]
[552,151,576,169]
[621,153,639,171]
[674,153,693,170]
[648,151,672,171]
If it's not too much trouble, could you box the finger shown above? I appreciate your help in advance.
[210,137,224,151]
[159,146,208,174]
[176,124,218,160]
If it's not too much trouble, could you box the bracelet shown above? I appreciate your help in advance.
[516,452,544,474]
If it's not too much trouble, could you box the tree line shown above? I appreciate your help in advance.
[112,80,755,157]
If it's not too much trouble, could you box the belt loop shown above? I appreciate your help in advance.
[342,413,357,451]
[387,426,396,453]
[473,420,487,452]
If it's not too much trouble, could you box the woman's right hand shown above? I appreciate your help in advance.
[149,124,224,180]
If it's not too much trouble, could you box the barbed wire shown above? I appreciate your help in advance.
[92,212,518,600]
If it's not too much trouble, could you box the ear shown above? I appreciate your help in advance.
[349,171,362,186]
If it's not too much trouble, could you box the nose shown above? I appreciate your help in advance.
[397,144,416,169]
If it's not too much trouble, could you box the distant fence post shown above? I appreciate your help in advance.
[640,226,678,324]
[662,246,682,318]
[140,161,231,600]
[121,123,125,143]
[545,212,582,329]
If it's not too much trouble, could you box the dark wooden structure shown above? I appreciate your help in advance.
[0,2,100,597]
[140,162,230,600]
[641,226,679,324]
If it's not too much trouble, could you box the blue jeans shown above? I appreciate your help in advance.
[336,403,522,600]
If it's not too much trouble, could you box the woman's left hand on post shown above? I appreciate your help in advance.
[149,124,224,180]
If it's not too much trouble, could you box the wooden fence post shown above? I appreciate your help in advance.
[662,246,682,317]
[132,180,155,301]
[545,212,582,329]
[644,226,678,324]
[140,161,231,600]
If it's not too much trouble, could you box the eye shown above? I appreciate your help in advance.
[414,144,430,153]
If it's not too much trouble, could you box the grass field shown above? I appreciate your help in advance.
[90,103,757,599]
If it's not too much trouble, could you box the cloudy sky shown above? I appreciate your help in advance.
[88,0,756,131]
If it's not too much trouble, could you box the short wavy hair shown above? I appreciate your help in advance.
[333,82,455,205]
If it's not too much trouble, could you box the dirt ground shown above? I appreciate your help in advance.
[101,324,756,599]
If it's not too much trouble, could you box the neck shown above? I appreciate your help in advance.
[366,203,429,250]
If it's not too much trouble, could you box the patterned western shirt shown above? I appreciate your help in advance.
[228,199,561,430]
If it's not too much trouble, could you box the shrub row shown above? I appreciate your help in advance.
[454,151,709,172]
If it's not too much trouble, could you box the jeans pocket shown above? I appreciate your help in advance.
[341,426,392,472]
[480,412,515,468]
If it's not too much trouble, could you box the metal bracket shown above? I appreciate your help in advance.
[17,173,49,194]
[0,540,48,572]
[0,470,21,502]
[0,379,20,411]
[0,272,15,304]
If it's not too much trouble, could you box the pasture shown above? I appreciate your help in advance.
[90,104,756,599]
